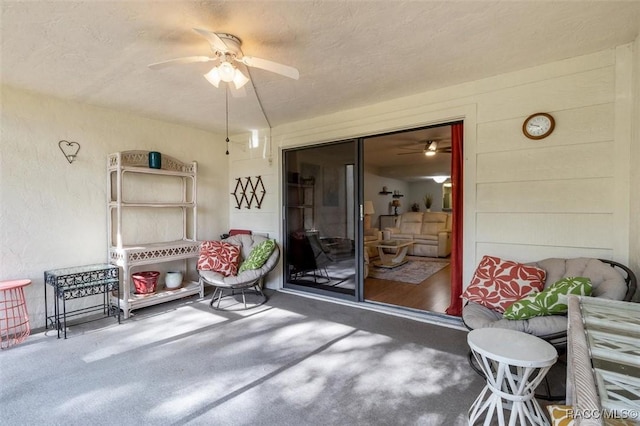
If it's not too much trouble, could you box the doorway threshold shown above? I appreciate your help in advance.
[277,288,465,331]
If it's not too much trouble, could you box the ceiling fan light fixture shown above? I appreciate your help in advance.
[205,64,249,89]
[232,69,250,89]
[203,67,221,87]
[151,28,300,94]
[432,176,449,183]
[423,140,438,156]
[218,62,236,82]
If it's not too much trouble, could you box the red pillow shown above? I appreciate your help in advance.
[462,255,546,313]
[197,241,241,277]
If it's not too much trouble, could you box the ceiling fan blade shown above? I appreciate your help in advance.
[240,56,299,80]
[396,151,424,156]
[193,28,229,52]
[148,56,214,69]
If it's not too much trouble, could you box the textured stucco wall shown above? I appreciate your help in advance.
[0,86,229,328]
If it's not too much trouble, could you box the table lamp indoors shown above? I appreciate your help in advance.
[391,199,401,215]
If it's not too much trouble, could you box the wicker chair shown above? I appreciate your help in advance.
[198,234,280,310]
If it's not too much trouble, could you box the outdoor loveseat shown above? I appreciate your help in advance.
[461,256,636,400]
[462,257,636,347]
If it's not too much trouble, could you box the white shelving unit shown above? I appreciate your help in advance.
[107,151,200,319]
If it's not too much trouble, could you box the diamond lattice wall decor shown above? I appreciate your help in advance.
[231,176,265,209]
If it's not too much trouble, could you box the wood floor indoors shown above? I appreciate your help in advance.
[364,260,451,314]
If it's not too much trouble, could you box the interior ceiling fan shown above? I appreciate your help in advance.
[148,28,300,97]
[397,140,452,156]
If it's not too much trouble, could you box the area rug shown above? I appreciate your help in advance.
[369,259,449,284]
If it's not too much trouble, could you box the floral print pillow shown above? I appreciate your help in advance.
[462,255,546,313]
[197,241,241,276]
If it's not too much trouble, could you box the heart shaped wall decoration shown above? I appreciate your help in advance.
[58,140,81,164]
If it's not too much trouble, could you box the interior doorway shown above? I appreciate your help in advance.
[282,140,359,300]
[362,123,456,314]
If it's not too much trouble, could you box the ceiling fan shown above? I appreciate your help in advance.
[148,28,300,96]
[397,140,452,156]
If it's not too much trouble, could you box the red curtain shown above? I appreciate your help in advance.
[446,122,464,316]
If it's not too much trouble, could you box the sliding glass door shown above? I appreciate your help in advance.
[281,122,460,315]
[283,140,360,299]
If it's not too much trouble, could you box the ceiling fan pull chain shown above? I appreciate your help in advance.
[225,86,230,155]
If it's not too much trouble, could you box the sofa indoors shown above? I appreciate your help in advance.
[384,212,452,258]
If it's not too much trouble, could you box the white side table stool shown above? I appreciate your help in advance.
[467,328,558,426]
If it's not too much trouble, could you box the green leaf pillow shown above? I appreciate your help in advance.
[503,277,592,320]
[239,239,276,273]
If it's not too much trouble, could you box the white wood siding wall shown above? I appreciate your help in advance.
[227,140,279,238]
[629,35,640,298]
[475,55,622,263]
[230,46,635,288]
[225,136,283,288]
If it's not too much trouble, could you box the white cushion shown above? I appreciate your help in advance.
[463,301,568,337]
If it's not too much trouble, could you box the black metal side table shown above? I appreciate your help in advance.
[44,263,120,339]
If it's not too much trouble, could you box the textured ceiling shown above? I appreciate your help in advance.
[2,1,639,136]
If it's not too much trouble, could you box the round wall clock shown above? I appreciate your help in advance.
[523,112,555,140]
